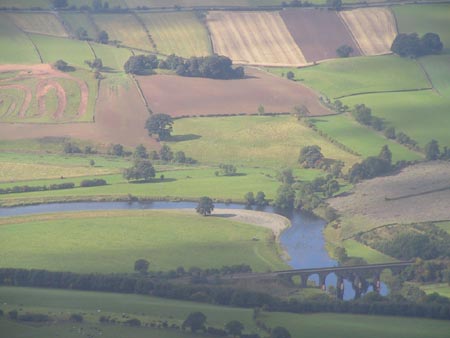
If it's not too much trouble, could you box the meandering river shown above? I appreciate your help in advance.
[0,200,387,299]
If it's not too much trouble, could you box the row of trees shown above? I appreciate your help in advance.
[125,54,245,79]
[391,32,443,58]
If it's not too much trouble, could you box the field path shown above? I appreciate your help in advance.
[36,79,67,119]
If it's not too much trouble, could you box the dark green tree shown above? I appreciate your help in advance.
[336,44,353,57]
[145,114,174,140]
[75,27,88,40]
[244,192,255,206]
[378,145,392,165]
[96,30,109,44]
[225,320,244,337]
[52,0,68,8]
[124,54,158,74]
[277,168,294,185]
[286,71,295,80]
[159,144,173,162]
[54,59,69,71]
[133,144,148,159]
[174,151,186,163]
[420,32,443,54]
[352,104,372,125]
[123,159,155,181]
[384,126,396,139]
[134,259,149,274]
[273,184,295,210]
[182,312,206,332]
[255,191,268,207]
[271,326,291,338]
[425,139,440,160]
[196,197,214,216]
[219,164,237,176]
[327,0,342,10]
[299,145,324,168]
[85,58,103,71]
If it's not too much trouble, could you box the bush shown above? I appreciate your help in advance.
[70,313,84,322]
[80,179,107,187]
[8,310,17,320]
[49,183,75,190]
[18,313,50,322]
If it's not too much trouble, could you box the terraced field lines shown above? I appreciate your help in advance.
[8,12,68,37]
[138,12,211,57]
[339,8,397,56]
[60,12,99,40]
[93,13,154,51]
[207,11,307,66]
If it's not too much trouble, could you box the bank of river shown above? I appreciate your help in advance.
[0,200,386,299]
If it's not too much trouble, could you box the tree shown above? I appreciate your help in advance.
[219,164,237,176]
[286,71,295,80]
[425,139,440,160]
[336,44,353,57]
[277,168,294,185]
[123,159,155,181]
[85,58,103,71]
[52,0,68,8]
[334,247,348,263]
[54,59,69,71]
[89,159,95,167]
[273,184,295,210]
[384,126,396,139]
[378,145,392,165]
[326,0,341,10]
[244,192,255,206]
[271,326,291,338]
[145,114,174,140]
[292,105,309,120]
[257,104,265,115]
[352,104,372,125]
[96,30,109,44]
[133,144,148,159]
[196,196,214,216]
[75,27,88,40]
[255,191,268,207]
[420,32,443,54]
[174,151,186,163]
[124,54,158,74]
[299,145,324,168]
[182,312,206,332]
[225,320,244,337]
[111,143,124,156]
[159,144,173,162]
[134,259,149,274]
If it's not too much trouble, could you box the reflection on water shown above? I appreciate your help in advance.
[0,201,387,299]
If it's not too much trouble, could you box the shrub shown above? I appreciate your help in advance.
[80,179,107,187]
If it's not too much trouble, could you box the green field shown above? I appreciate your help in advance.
[0,14,41,64]
[419,55,450,97]
[138,12,211,57]
[30,34,94,68]
[93,13,154,51]
[91,42,132,71]
[262,311,450,338]
[60,12,99,40]
[0,0,50,9]
[343,239,396,264]
[421,284,450,298]
[309,114,423,162]
[342,91,450,148]
[268,55,431,99]
[170,115,360,169]
[436,221,450,234]
[0,210,287,273]
[393,4,450,53]
[7,12,68,37]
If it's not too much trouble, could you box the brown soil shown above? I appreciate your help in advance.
[280,8,361,62]
[0,84,32,118]
[137,67,333,117]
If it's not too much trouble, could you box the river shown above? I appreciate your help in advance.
[0,200,387,299]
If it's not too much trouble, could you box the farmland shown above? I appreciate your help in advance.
[169,115,360,168]
[339,8,397,56]
[280,8,361,62]
[207,11,307,66]
[7,12,68,37]
[137,12,211,57]
[60,12,99,40]
[91,43,132,71]
[138,67,332,117]
[309,114,423,161]
[92,13,154,51]
[268,55,430,99]
[0,209,288,273]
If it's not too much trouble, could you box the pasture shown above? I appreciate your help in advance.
[0,14,41,64]
[7,12,68,37]
[92,13,154,51]
[268,55,430,99]
[60,12,99,40]
[262,311,450,338]
[91,43,132,71]
[419,55,450,97]
[393,4,450,53]
[169,115,359,168]
[309,114,423,162]
[421,284,450,298]
[138,68,332,118]
[137,12,211,57]
[280,8,360,62]
[0,209,288,273]
[207,11,307,66]
[343,239,396,264]
[339,8,397,56]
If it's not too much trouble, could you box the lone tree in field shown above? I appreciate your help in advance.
[196,197,214,216]
[425,139,440,160]
[134,259,149,274]
[271,326,292,338]
[182,312,207,333]
[225,320,244,337]
[336,44,353,57]
[85,58,103,71]
[145,114,174,140]
[123,159,155,182]
[54,60,69,71]
[96,30,109,44]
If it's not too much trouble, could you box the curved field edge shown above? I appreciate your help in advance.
[0,209,289,273]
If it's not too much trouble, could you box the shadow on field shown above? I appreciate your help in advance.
[128,178,177,184]
[166,134,201,142]
[211,213,236,218]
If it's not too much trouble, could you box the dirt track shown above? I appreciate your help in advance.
[280,8,361,62]
[138,67,333,117]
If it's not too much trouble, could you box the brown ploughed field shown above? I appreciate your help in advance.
[280,8,361,62]
[339,8,397,56]
[207,11,307,67]
[137,68,333,117]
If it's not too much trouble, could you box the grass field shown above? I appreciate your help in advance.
[7,12,68,37]
[262,311,450,338]
[343,239,396,264]
[0,14,41,64]
[268,55,430,99]
[421,284,450,298]
[170,115,360,169]
[92,13,154,51]
[419,55,450,97]
[60,12,99,40]
[30,34,94,68]
[0,0,50,8]
[309,114,423,162]
[0,210,287,273]
[342,91,450,148]
[138,12,211,57]
[91,42,132,72]
[393,4,450,53]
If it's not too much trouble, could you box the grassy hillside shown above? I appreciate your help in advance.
[0,14,41,64]
[170,115,360,168]
[267,55,430,98]
[0,210,287,273]
[309,114,423,161]
[393,4,450,53]
[91,42,132,71]
[7,12,68,37]
[419,54,450,97]
[60,12,99,40]
[138,12,211,57]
